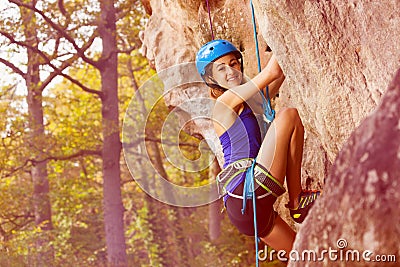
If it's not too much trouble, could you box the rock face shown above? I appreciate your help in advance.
[254,0,400,161]
[291,69,400,267]
[140,0,400,259]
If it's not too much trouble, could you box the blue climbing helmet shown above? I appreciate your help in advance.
[196,39,243,81]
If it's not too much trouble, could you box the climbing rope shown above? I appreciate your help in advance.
[250,0,275,124]
[206,0,215,40]
[242,159,260,267]
[248,1,276,266]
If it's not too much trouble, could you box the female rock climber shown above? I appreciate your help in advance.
[196,39,320,253]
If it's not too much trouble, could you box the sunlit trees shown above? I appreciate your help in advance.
[0,0,137,265]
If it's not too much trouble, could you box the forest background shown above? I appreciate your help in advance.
[0,0,281,266]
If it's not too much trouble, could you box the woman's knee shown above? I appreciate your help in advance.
[261,215,295,253]
[276,108,303,129]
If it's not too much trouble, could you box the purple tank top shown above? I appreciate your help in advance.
[219,104,262,198]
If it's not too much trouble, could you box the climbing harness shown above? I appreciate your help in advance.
[216,158,285,267]
[216,158,285,200]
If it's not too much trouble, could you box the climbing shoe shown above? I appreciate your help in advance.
[286,190,321,223]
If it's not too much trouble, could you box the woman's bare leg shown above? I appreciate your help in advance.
[256,107,304,209]
[261,215,295,254]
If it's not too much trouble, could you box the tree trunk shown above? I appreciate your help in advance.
[21,2,54,265]
[208,157,222,241]
[98,0,127,266]
[145,141,189,267]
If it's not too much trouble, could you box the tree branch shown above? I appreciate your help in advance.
[0,84,18,100]
[60,73,104,98]
[0,213,34,235]
[31,149,102,165]
[1,149,102,179]
[1,212,34,224]
[39,54,80,89]
[39,32,98,90]
[0,30,49,66]
[9,0,100,68]
[0,58,26,78]
[122,136,203,149]
[117,46,137,55]
[1,159,32,179]
[0,30,103,98]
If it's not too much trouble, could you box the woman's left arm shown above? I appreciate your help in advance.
[217,55,283,109]
[267,72,285,98]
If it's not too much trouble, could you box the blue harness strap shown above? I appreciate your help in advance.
[241,158,260,266]
[241,159,257,214]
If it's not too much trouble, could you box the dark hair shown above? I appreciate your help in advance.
[201,54,244,96]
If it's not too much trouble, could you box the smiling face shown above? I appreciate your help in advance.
[211,53,243,89]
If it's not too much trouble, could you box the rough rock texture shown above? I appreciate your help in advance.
[140,0,400,257]
[290,69,400,267]
[254,0,400,161]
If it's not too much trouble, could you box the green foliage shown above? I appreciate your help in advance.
[45,66,102,155]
